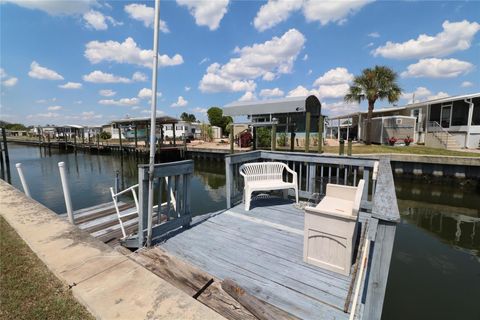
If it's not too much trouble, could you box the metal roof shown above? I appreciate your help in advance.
[328,92,480,120]
[110,116,178,125]
[223,95,321,116]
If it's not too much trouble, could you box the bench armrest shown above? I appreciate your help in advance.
[326,184,357,201]
[284,165,298,184]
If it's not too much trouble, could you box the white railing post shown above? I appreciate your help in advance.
[15,163,31,198]
[58,162,75,224]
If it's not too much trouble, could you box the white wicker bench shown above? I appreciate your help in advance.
[239,162,298,211]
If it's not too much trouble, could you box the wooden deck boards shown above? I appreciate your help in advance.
[160,199,359,320]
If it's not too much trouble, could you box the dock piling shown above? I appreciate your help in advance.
[15,163,31,197]
[58,162,75,224]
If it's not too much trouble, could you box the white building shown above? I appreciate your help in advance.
[164,121,202,139]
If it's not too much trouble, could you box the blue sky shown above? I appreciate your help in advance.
[1,0,479,126]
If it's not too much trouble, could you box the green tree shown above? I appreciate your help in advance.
[207,107,232,135]
[180,112,196,122]
[99,131,111,140]
[344,66,402,145]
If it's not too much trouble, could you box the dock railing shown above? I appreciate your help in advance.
[123,160,193,248]
[225,150,378,210]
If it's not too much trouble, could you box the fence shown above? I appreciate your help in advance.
[123,159,193,248]
[225,150,379,210]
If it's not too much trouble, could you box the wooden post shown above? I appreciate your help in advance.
[64,129,68,150]
[339,139,345,155]
[305,112,311,153]
[96,132,100,149]
[2,128,9,171]
[73,132,77,152]
[38,127,42,144]
[318,116,324,154]
[172,123,176,147]
[271,123,277,151]
[134,125,138,149]
[82,129,85,145]
[118,126,123,153]
[290,125,295,152]
[225,156,232,209]
[347,139,352,156]
[252,126,256,150]
[229,124,234,154]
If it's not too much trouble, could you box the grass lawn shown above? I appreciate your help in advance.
[0,216,94,320]
[274,144,480,157]
[322,144,480,157]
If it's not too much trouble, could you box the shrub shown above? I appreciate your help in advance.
[99,131,111,140]
[387,136,397,146]
[404,136,413,146]
[277,132,287,147]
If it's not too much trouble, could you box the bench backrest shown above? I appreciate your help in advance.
[239,162,288,182]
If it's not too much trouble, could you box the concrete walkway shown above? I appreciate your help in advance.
[0,180,224,320]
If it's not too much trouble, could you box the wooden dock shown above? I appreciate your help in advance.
[149,197,375,320]
[55,152,399,320]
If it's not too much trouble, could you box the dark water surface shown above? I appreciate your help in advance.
[4,144,480,319]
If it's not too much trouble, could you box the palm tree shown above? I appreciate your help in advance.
[344,66,402,145]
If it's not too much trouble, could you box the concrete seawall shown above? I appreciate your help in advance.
[0,180,224,320]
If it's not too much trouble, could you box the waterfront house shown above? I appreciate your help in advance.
[327,92,479,149]
[108,116,178,141]
[223,95,323,148]
[163,121,202,140]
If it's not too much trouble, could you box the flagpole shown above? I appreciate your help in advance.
[147,0,160,246]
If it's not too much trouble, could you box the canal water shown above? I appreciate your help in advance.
[4,144,480,319]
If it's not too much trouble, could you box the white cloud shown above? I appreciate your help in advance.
[307,69,312,75]
[99,97,139,106]
[28,61,64,80]
[427,91,449,101]
[124,4,169,32]
[176,0,229,31]
[83,10,107,30]
[27,112,60,119]
[461,81,474,88]
[253,0,372,31]
[47,105,63,111]
[83,70,144,83]
[303,0,372,26]
[99,89,116,97]
[368,32,380,38]
[254,0,303,32]
[238,91,257,102]
[401,87,450,103]
[58,82,82,89]
[4,0,97,15]
[132,71,147,82]
[85,37,183,68]
[401,58,474,78]
[373,20,480,59]
[185,86,191,91]
[323,101,360,116]
[35,98,56,104]
[199,58,210,65]
[262,72,275,81]
[199,29,305,93]
[287,85,318,97]
[192,107,208,114]
[81,111,102,120]
[303,54,308,61]
[2,77,18,87]
[0,69,18,87]
[138,88,152,99]
[317,84,350,98]
[259,88,284,98]
[171,96,188,107]
[138,87,162,99]
[313,67,354,86]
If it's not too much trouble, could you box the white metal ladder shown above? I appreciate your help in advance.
[110,177,177,238]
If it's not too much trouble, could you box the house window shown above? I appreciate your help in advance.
[429,104,441,122]
[451,100,469,126]
[472,98,480,126]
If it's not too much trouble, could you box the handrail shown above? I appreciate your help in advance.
[225,150,378,209]
[427,121,449,148]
